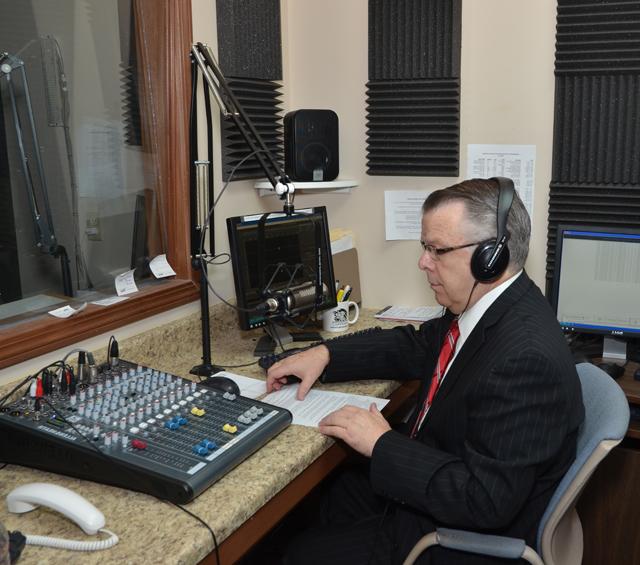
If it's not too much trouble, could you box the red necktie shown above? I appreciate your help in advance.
[411,319,460,437]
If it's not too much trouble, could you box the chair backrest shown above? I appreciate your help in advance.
[536,362,630,563]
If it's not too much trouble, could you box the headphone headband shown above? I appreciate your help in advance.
[491,177,515,248]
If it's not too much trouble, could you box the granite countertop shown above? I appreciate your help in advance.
[0,305,404,564]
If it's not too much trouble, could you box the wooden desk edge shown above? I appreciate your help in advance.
[201,380,419,565]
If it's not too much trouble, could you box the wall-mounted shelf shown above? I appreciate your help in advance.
[255,179,357,197]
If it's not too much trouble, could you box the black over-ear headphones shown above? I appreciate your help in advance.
[470,176,514,282]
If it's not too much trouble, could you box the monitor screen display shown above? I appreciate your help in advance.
[226,206,337,331]
[550,225,640,338]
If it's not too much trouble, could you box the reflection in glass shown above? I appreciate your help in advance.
[0,0,165,324]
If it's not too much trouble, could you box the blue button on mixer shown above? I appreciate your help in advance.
[192,445,208,456]
[199,439,217,450]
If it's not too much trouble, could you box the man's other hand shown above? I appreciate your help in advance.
[319,403,391,457]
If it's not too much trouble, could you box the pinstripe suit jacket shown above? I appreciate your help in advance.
[322,271,584,564]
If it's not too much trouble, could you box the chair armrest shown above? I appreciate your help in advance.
[436,528,526,559]
[402,528,544,565]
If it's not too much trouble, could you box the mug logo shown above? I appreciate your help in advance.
[332,309,348,324]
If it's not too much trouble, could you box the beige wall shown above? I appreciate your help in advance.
[0,0,558,383]
[196,0,558,310]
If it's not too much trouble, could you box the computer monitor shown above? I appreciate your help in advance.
[550,224,640,361]
[226,206,337,353]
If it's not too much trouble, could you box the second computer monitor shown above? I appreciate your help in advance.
[550,224,640,359]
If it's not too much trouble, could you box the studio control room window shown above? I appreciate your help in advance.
[0,0,195,367]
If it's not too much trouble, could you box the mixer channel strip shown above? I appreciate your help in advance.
[0,360,292,503]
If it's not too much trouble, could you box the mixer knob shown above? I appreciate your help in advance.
[137,407,145,421]
[78,404,86,416]
[104,414,112,426]
[120,417,127,431]
[114,374,120,385]
[104,432,112,447]
[87,387,95,399]
[92,424,100,439]
[96,383,104,394]
[121,434,129,448]
[69,394,77,406]
[190,382,197,393]
[137,365,143,373]
[112,430,119,444]
[169,392,176,404]
[105,378,112,389]
[161,395,168,408]
[153,399,161,413]
[176,388,183,400]
[79,390,86,402]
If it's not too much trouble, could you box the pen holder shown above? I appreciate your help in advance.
[322,301,359,332]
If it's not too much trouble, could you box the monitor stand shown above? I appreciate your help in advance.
[253,323,322,356]
[602,336,627,362]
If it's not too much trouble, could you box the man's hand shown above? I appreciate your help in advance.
[266,345,330,400]
[318,403,391,457]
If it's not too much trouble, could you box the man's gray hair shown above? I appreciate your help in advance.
[422,178,531,270]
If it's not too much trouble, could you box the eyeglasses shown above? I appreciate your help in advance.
[420,240,483,261]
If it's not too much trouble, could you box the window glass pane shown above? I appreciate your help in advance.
[0,0,166,325]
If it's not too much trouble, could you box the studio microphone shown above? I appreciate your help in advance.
[255,281,328,316]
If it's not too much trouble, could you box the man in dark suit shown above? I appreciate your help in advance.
[267,178,584,565]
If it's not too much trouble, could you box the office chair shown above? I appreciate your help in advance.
[402,362,630,565]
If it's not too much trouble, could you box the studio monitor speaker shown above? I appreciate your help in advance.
[284,109,339,182]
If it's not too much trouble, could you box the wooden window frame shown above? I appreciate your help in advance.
[0,0,197,369]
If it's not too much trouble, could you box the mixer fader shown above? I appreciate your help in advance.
[0,359,291,503]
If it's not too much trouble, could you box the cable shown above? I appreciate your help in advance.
[24,529,118,551]
[0,360,69,409]
[167,501,220,565]
[197,148,271,314]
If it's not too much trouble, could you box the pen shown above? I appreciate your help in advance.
[341,285,352,302]
[336,288,345,302]
[342,288,352,301]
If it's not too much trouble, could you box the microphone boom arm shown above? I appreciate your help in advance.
[0,51,73,296]
[190,42,295,214]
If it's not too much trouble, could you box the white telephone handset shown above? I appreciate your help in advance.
[6,483,118,551]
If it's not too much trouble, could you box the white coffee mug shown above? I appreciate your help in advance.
[322,300,359,332]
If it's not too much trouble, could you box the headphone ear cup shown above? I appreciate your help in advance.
[471,240,510,282]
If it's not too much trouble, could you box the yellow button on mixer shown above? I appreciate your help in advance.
[222,423,237,434]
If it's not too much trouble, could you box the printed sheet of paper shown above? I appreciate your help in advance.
[384,190,431,240]
[115,269,138,296]
[466,144,536,216]
[150,254,177,278]
[48,303,87,319]
[262,385,389,427]
[374,305,442,322]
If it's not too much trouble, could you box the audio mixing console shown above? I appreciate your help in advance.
[0,359,291,503]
